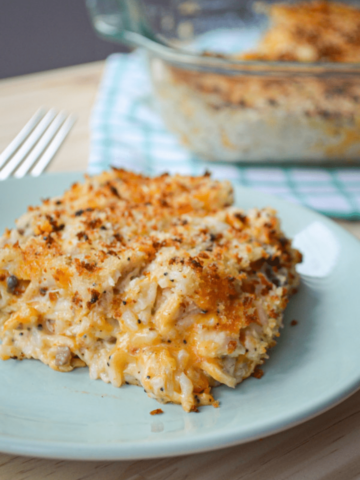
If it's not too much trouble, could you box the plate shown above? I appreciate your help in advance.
[0,172,359,460]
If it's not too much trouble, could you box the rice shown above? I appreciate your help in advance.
[0,169,301,411]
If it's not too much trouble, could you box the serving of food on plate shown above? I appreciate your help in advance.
[0,171,360,460]
[0,169,301,412]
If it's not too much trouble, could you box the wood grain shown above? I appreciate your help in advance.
[0,62,359,480]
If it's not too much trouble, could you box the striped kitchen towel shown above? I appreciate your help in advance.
[89,51,360,219]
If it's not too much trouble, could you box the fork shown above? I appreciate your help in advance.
[0,108,76,180]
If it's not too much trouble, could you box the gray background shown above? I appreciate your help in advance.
[0,0,127,79]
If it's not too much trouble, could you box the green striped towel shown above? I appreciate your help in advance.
[89,51,360,219]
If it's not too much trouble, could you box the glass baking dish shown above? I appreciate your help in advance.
[87,0,360,164]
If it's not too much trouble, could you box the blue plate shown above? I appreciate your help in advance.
[0,173,359,460]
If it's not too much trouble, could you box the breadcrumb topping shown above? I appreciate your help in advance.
[242,1,360,63]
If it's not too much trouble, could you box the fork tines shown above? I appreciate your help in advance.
[0,108,76,180]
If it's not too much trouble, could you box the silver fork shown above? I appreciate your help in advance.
[0,108,76,180]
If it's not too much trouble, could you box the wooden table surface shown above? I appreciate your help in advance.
[0,62,359,480]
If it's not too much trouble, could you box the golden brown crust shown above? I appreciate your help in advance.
[242,1,360,63]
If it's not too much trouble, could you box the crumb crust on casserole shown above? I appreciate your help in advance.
[242,1,360,63]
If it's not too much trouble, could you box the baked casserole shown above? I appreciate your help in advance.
[147,0,360,162]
